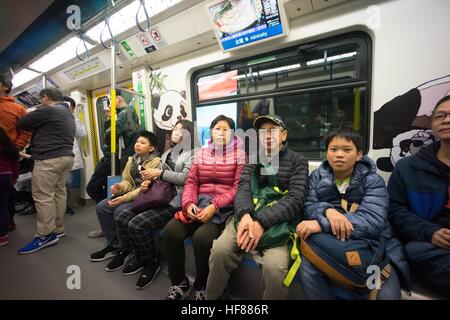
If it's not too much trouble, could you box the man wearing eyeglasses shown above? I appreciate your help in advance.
[388,95,450,298]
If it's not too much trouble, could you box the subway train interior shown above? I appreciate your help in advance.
[0,0,449,302]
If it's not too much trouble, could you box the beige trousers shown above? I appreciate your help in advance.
[206,219,290,300]
[32,156,74,237]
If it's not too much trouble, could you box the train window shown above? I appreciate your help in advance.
[192,31,371,159]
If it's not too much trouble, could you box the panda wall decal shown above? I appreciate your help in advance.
[373,75,450,172]
[152,89,190,153]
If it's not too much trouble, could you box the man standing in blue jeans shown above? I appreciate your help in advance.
[388,95,450,298]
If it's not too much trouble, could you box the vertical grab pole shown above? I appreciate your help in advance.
[110,40,117,176]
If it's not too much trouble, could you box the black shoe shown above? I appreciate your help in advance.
[105,249,134,272]
[89,244,118,262]
[122,257,143,276]
[65,207,75,215]
[165,278,191,300]
[136,262,161,290]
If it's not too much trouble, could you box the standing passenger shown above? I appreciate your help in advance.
[63,96,87,215]
[16,88,75,254]
[163,115,246,300]
[0,75,31,231]
[0,128,20,247]
[0,75,31,150]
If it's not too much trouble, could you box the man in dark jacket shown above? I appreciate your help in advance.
[206,115,309,300]
[16,88,75,254]
[388,95,450,297]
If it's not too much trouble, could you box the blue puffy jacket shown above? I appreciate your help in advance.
[305,155,388,239]
[306,155,411,288]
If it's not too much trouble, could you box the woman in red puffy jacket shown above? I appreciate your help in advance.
[162,115,246,300]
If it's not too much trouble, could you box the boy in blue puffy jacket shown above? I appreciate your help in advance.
[296,128,402,299]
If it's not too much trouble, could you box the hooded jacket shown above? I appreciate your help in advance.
[307,155,411,288]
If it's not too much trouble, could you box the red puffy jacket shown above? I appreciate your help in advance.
[182,137,246,213]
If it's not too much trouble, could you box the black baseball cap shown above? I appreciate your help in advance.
[253,114,286,130]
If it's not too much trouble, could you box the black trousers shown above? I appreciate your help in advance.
[162,218,224,290]
[86,156,121,203]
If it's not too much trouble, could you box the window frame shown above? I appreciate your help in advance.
[191,31,372,158]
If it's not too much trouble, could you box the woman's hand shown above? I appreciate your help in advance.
[141,168,162,181]
[186,204,200,221]
[196,204,216,223]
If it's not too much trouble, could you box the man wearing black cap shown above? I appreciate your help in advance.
[206,114,309,300]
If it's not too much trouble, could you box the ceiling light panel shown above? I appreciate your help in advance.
[12,69,42,88]
[86,0,182,43]
[29,37,94,73]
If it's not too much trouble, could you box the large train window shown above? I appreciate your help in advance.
[191,31,371,159]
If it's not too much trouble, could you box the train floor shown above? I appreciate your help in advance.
[1,204,444,300]
[0,204,172,300]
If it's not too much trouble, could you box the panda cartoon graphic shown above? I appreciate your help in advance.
[152,90,190,153]
[374,75,450,171]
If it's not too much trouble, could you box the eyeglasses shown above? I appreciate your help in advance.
[431,111,450,122]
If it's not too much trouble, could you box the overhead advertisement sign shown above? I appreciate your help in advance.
[64,57,107,81]
[206,0,289,52]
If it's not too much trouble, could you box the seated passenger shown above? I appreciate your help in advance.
[89,131,160,271]
[162,115,246,300]
[297,128,402,299]
[206,115,309,300]
[114,120,195,290]
[388,96,450,298]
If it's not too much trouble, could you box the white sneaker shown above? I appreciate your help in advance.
[88,229,104,238]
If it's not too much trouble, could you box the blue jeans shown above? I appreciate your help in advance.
[96,198,132,247]
[298,257,401,300]
[404,241,450,296]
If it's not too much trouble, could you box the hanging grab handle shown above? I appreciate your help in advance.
[100,14,115,49]
[76,32,90,61]
[136,0,151,32]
